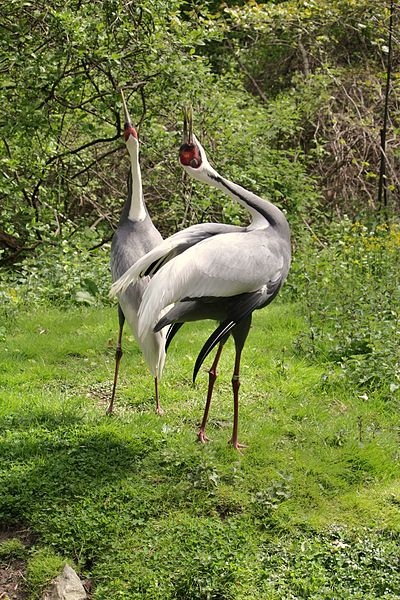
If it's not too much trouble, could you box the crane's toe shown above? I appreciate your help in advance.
[197,430,210,443]
[228,438,247,450]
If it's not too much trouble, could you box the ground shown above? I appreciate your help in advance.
[0,304,399,598]
[0,528,31,600]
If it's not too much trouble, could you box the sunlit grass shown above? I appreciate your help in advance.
[0,303,399,598]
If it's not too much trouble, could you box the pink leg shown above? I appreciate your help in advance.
[107,326,123,415]
[229,352,246,450]
[154,376,163,415]
[228,317,251,449]
[228,350,247,450]
[197,341,225,443]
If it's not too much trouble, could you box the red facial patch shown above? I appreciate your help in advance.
[179,143,202,168]
[124,125,138,141]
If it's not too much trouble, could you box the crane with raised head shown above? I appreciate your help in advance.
[111,108,291,448]
[108,90,166,415]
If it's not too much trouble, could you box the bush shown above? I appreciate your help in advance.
[291,218,400,391]
[1,230,110,309]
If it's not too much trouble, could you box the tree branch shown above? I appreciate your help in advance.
[225,38,268,103]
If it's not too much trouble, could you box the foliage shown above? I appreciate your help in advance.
[221,0,390,82]
[208,0,399,214]
[1,229,110,309]
[257,528,400,599]
[3,0,396,265]
[0,0,220,254]
[291,219,400,390]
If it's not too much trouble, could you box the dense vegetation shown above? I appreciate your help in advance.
[1,0,398,253]
[1,0,399,405]
[1,0,399,597]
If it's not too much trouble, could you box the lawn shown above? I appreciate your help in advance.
[0,303,399,598]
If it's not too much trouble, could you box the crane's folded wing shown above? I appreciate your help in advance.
[109,222,244,296]
[137,230,285,338]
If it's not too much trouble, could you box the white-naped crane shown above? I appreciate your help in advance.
[108,90,166,415]
[111,108,291,448]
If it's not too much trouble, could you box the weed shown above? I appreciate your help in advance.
[0,538,27,562]
[26,548,72,599]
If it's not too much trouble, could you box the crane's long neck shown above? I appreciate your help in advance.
[126,143,146,222]
[202,165,290,237]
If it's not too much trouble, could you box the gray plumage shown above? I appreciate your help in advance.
[111,180,162,312]
[108,94,166,414]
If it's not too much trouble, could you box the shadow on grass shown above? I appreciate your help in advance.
[0,410,164,522]
[0,406,237,569]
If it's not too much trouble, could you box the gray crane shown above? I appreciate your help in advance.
[108,90,166,415]
[111,108,291,448]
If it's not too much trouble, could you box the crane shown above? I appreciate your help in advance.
[108,90,166,415]
[111,108,291,448]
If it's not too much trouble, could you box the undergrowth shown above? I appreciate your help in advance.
[289,218,400,392]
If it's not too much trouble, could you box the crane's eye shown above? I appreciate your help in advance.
[190,158,199,168]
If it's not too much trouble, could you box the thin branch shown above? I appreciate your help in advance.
[301,217,326,249]
[0,240,44,265]
[0,230,21,250]
[298,37,310,76]
[377,0,394,210]
[225,38,268,103]
[137,85,147,130]
[70,146,123,180]
[46,129,121,165]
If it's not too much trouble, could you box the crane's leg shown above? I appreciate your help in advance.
[107,305,125,415]
[229,352,246,449]
[197,340,226,443]
[154,376,163,415]
[229,316,252,450]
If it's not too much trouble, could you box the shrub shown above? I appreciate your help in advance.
[291,218,400,391]
[1,230,110,309]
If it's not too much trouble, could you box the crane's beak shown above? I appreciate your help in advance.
[120,88,139,141]
[183,106,194,145]
[120,88,132,127]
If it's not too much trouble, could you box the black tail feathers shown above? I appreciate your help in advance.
[192,319,235,383]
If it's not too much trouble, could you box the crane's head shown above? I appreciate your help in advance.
[120,88,138,144]
[179,106,204,173]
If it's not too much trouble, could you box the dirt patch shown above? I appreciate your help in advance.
[0,527,33,547]
[0,560,28,599]
[0,527,32,600]
[86,381,113,408]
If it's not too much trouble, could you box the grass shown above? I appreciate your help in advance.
[0,303,399,598]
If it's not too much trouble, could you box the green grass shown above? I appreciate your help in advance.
[1,304,399,598]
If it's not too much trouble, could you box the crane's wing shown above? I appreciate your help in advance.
[109,222,244,297]
[137,230,287,338]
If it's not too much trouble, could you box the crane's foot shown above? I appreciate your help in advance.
[197,430,210,443]
[106,405,114,416]
[228,438,247,451]
[155,405,164,416]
